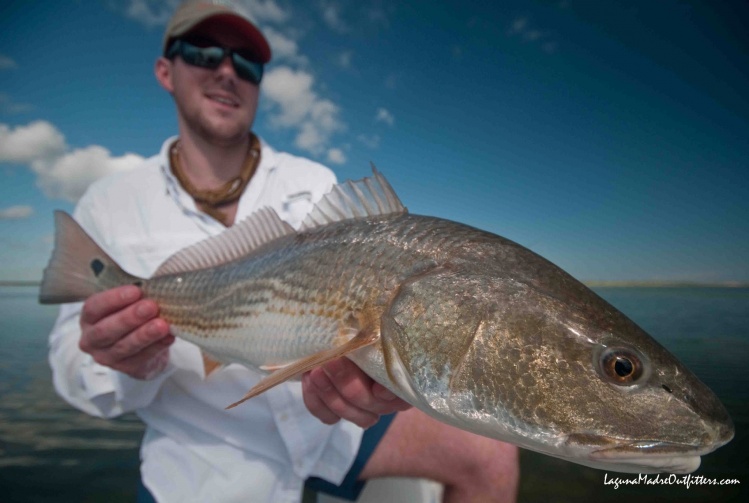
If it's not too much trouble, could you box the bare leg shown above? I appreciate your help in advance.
[359,409,519,503]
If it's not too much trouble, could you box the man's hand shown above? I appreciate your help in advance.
[79,285,174,380]
[302,358,412,428]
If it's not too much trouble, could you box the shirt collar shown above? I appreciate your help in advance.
[156,135,277,231]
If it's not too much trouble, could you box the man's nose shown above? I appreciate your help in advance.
[215,56,236,79]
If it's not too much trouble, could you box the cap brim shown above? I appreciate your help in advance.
[164,11,271,63]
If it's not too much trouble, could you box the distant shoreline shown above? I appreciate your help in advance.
[1,280,747,289]
[0,281,40,287]
[583,281,749,288]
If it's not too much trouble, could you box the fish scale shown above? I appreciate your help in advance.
[142,217,430,370]
[39,169,733,474]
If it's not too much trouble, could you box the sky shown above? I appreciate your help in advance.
[0,0,747,283]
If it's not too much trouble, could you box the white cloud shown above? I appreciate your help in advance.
[119,0,289,28]
[337,50,353,68]
[262,26,308,64]
[262,66,344,154]
[0,205,33,220]
[0,121,144,202]
[320,1,349,33]
[365,5,390,26]
[375,108,394,126]
[295,122,326,153]
[326,148,346,164]
[242,0,290,24]
[0,54,17,70]
[542,42,558,54]
[506,16,558,54]
[263,67,315,125]
[507,17,528,37]
[357,134,380,149]
[0,121,65,164]
[122,0,179,28]
[34,146,144,202]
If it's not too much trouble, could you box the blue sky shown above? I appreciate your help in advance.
[1,0,747,283]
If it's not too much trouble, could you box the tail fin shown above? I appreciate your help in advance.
[39,211,145,304]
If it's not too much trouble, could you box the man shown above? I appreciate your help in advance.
[48,1,519,502]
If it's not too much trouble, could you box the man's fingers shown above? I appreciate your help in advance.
[97,318,172,365]
[80,285,142,325]
[302,358,412,428]
[372,383,412,412]
[111,343,172,380]
[308,366,379,428]
[81,299,160,351]
[302,373,341,425]
[320,359,396,415]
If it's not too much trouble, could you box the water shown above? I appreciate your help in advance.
[0,287,143,503]
[0,286,746,502]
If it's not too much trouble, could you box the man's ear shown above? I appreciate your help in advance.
[155,57,174,93]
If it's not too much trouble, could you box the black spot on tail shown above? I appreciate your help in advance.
[91,259,105,277]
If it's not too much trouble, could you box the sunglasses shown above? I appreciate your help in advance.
[166,39,264,85]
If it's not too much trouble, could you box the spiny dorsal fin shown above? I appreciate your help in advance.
[154,207,295,277]
[301,166,407,231]
[154,168,406,276]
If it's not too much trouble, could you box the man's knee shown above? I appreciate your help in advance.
[360,410,519,501]
[453,438,520,492]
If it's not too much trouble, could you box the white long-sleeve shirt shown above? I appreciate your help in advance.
[47,137,365,503]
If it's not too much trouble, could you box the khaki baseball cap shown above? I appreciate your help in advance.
[163,0,271,63]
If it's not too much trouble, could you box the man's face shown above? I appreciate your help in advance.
[157,20,261,146]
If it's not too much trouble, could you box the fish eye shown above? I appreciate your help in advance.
[599,347,644,385]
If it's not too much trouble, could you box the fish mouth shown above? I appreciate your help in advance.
[564,434,730,474]
[589,441,709,474]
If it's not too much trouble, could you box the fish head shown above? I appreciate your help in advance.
[383,263,734,474]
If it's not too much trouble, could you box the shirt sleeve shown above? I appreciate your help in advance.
[46,191,181,418]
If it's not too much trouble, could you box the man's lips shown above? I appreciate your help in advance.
[205,93,240,108]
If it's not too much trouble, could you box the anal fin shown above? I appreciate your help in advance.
[226,329,379,410]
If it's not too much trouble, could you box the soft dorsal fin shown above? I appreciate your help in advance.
[301,166,407,231]
[154,207,295,277]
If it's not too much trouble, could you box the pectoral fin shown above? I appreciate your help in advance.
[226,329,379,410]
[259,363,290,372]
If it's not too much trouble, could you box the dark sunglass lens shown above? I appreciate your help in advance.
[232,54,263,84]
[183,44,225,68]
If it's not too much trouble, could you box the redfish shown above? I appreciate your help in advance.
[40,170,733,474]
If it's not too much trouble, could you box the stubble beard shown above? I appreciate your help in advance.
[176,98,254,148]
